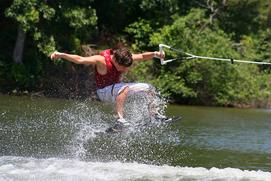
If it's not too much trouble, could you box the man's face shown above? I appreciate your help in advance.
[112,57,131,72]
[115,63,130,72]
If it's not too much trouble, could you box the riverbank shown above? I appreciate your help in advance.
[2,88,271,109]
[2,60,271,109]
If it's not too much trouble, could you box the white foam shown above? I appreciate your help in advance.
[0,156,270,181]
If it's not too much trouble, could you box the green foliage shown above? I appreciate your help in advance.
[5,0,55,32]
[91,0,185,34]
[218,0,271,40]
[2,0,98,91]
[62,7,97,30]
[2,63,36,90]
[129,8,271,106]
[125,19,153,51]
[138,0,179,25]
[1,0,271,107]
[147,9,231,101]
[252,29,271,64]
[10,64,32,88]
[5,0,97,57]
[36,34,56,56]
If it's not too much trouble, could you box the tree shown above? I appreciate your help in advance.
[5,0,55,63]
[217,0,270,40]
[130,8,271,106]
[2,0,97,91]
[5,0,97,63]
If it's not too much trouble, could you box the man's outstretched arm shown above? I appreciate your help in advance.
[132,51,163,61]
[50,51,104,65]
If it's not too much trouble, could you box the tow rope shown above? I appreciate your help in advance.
[158,44,271,66]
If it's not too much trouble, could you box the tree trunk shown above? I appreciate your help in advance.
[208,0,228,24]
[13,26,26,64]
[200,0,228,31]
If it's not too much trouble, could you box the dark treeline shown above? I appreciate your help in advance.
[1,0,271,107]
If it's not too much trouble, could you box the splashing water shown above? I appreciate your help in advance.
[0,157,270,181]
[59,92,180,163]
[57,90,179,165]
[0,91,179,163]
[1,94,271,180]
[124,90,168,127]
[59,102,110,159]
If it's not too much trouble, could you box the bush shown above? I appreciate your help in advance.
[130,9,271,106]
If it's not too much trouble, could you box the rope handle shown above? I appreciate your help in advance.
[159,44,179,65]
[159,44,166,65]
[158,43,271,66]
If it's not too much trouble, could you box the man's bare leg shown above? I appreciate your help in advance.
[115,87,129,122]
[105,87,130,133]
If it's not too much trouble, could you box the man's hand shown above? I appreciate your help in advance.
[154,51,165,59]
[50,51,63,60]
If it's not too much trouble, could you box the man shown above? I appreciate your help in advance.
[50,47,164,130]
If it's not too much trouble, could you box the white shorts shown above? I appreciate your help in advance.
[96,83,154,103]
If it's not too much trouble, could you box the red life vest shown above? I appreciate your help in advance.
[95,49,122,89]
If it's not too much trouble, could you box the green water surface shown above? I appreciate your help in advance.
[1,95,271,172]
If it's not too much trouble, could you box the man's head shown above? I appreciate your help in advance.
[113,48,133,67]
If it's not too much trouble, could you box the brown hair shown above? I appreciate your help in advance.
[113,48,133,67]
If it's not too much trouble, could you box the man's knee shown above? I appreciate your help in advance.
[117,86,129,99]
[129,83,155,92]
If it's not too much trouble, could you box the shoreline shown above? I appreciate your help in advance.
[1,89,271,109]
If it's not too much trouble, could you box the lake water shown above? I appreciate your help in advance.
[0,94,271,180]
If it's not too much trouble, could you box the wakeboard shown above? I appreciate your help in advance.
[105,116,182,133]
